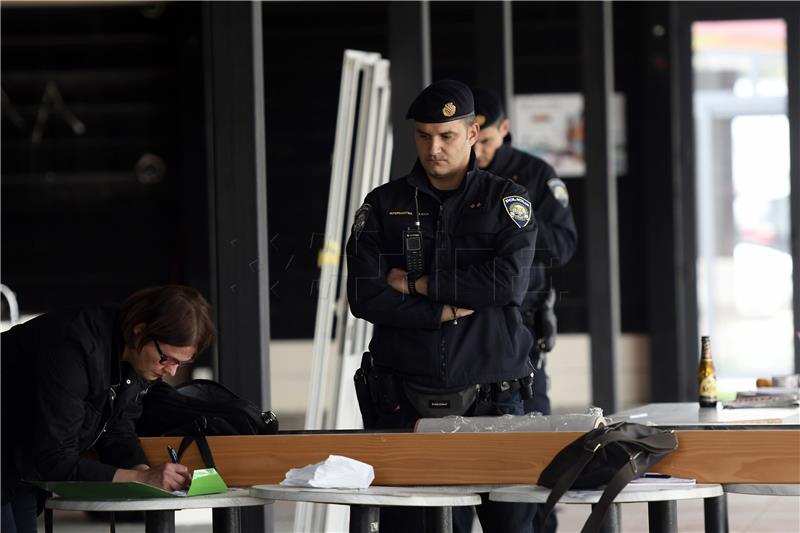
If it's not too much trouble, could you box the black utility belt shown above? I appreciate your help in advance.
[480,379,522,395]
[355,351,533,423]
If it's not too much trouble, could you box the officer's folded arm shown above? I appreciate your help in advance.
[347,229,445,329]
[428,219,536,309]
[426,251,534,309]
[384,268,475,323]
[347,274,443,329]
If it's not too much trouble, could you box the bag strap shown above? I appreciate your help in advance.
[591,428,677,452]
[576,430,676,533]
[537,442,600,532]
[538,429,675,532]
[580,454,641,533]
[176,417,216,469]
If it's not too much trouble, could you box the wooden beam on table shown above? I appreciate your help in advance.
[140,430,800,486]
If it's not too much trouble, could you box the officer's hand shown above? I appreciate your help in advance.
[387,268,428,296]
[440,305,475,323]
[534,307,557,353]
[138,463,192,491]
[387,268,408,293]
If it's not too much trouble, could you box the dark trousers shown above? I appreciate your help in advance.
[522,351,558,533]
[368,385,534,533]
[1,483,40,533]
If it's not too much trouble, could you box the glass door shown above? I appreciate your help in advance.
[691,19,794,391]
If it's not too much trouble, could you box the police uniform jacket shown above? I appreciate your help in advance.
[1,305,150,499]
[485,137,577,308]
[346,154,537,389]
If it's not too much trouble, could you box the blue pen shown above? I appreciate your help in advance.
[167,445,179,464]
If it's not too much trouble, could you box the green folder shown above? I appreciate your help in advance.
[27,467,228,500]
[186,467,228,496]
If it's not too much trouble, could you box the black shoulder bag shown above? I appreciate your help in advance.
[537,421,678,533]
[137,379,279,437]
[137,379,280,470]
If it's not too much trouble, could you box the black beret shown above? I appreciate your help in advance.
[472,88,505,128]
[405,80,474,123]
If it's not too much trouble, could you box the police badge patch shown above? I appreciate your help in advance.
[351,203,371,237]
[502,196,532,228]
[547,178,570,208]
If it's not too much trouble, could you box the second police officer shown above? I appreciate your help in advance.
[471,88,577,416]
[346,80,537,533]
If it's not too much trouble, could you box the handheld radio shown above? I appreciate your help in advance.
[404,188,425,295]
[404,228,424,275]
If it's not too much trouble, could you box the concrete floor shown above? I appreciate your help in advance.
[39,492,800,532]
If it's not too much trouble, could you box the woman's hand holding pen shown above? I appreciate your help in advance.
[111,462,191,491]
[139,462,192,491]
[135,444,190,490]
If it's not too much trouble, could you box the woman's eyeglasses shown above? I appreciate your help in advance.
[154,340,194,367]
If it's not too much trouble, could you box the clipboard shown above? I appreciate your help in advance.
[27,467,228,499]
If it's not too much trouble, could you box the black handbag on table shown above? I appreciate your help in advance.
[537,421,679,533]
[137,379,279,467]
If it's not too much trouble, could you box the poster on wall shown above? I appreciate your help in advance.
[511,93,627,177]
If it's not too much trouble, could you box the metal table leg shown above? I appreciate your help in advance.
[144,510,176,533]
[44,507,53,533]
[704,494,729,533]
[349,505,380,533]
[423,506,453,533]
[213,507,242,533]
[648,500,677,533]
[594,502,621,533]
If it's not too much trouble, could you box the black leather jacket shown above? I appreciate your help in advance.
[346,155,537,388]
[1,305,150,499]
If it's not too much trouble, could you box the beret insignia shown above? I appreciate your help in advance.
[442,102,456,117]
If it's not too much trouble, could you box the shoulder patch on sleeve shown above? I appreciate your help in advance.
[547,178,570,208]
[502,195,532,228]
[351,203,371,237]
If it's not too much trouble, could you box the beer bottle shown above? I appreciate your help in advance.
[698,336,717,407]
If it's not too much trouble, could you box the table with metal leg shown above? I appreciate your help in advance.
[250,484,482,533]
[608,401,800,533]
[44,488,266,533]
[489,483,724,533]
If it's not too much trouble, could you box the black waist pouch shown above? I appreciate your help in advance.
[402,381,478,418]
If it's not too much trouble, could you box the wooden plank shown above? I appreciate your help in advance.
[140,430,800,486]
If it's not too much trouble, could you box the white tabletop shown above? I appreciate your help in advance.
[250,484,482,507]
[607,402,800,426]
[489,484,723,504]
[45,488,266,512]
[724,484,800,496]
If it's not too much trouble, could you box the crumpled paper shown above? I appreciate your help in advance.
[280,454,375,489]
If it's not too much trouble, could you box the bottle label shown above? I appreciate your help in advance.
[699,376,717,398]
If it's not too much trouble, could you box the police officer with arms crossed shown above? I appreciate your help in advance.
[347,80,537,533]
[1,285,214,533]
[473,88,578,533]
